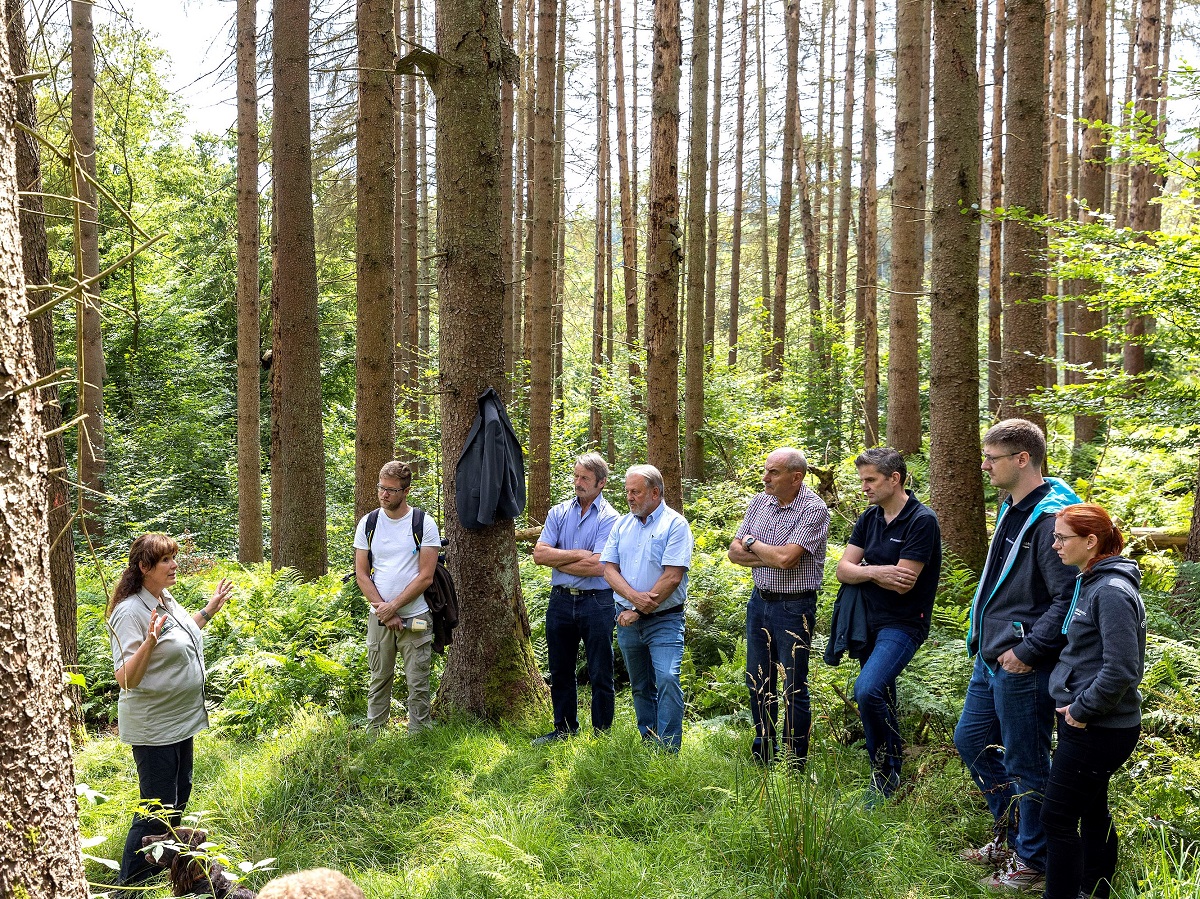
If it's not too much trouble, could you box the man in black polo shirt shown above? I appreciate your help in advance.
[836,447,942,801]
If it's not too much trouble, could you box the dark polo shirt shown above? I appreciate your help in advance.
[847,491,943,642]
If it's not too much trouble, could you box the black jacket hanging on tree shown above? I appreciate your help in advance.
[455,387,527,529]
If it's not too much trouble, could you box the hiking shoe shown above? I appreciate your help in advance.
[531,730,574,747]
[981,856,1045,893]
[960,838,1012,868]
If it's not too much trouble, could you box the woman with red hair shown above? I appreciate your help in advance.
[1041,504,1146,899]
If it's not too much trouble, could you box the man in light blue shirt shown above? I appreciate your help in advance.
[532,453,620,745]
[601,464,694,750]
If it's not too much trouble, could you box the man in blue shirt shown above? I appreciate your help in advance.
[836,447,942,802]
[532,453,619,745]
[601,465,694,751]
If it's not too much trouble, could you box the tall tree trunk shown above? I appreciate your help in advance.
[887,0,926,455]
[1045,0,1067,385]
[683,0,709,483]
[768,0,799,377]
[613,0,642,410]
[591,0,610,447]
[501,0,516,397]
[930,0,989,572]
[857,0,879,446]
[271,0,328,578]
[13,0,80,729]
[526,0,557,524]
[551,0,567,415]
[728,0,749,366]
[1185,451,1200,563]
[1114,4,1135,229]
[417,0,432,410]
[237,0,264,560]
[998,0,1047,427]
[834,0,857,335]
[430,0,547,720]
[645,0,684,508]
[796,104,822,357]
[1072,0,1107,447]
[1124,0,1161,376]
[824,2,837,314]
[400,0,420,416]
[704,0,725,356]
[512,0,529,377]
[987,0,1005,415]
[356,0,398,519]
[71,0,105,540]
[755,0,770,352]
[0,10,89,890]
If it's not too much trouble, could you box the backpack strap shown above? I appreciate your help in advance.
[365,507,381,573]
[412,507,426,550]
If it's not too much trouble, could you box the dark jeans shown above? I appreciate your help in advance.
[745,588,815,763]
[546,587,616,733]
[954,655,1056,871]
[119,738,194,885]
[1041,719,1140,899]
[855,627,919,786]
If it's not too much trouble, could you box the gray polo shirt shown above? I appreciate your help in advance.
[109,588,209,745]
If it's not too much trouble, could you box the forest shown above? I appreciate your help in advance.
[1,0,1200,895]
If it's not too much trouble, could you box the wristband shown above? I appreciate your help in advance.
[199,608,213,622]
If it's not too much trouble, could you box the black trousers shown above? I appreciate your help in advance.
[118,737,195,885]
[1040,718,1140,899]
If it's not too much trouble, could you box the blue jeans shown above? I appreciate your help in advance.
[546,587,616,733]
[954,655,1055,871]
[855,627,919,785]
[616,610,685,750]
[745,589,815,762]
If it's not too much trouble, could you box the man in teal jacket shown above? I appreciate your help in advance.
[955,419,1079,892]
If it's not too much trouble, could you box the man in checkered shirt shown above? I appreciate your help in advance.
[728,447,830,767]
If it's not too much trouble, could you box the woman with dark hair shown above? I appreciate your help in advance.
[1042,504,1146,899]
[107,533,233,886]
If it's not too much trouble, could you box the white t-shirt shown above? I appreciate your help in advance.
[354,507,441,618]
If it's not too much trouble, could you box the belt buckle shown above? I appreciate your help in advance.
[567,587,583,596]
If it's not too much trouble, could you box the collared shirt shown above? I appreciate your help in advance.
[735,486,830,593]
[539,494,619,589]
[846,490,943,642]
[600,500,694,612]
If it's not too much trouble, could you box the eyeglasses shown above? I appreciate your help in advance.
[1052,533,1083,545]
[982,451,1021,464]
[377,484,406,495]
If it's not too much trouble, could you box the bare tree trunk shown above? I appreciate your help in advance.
[0,20,89,875]
[356,0,398,518]
[645,0,684,508]
[236,0,265,560]
[930,0,988,572]
[834,0,857,339]
[401,0,420,416]
[591,0,610,447]
[768,0,799,377]
[683,0,709,483]
[796,104,822,356]
[613,0,642,410]
[271,0,328,578]
[1072,0,1107,447]
[887,0,926,455]
[987,0,1005,415]
[12,0,81,730]
[755,0,770,352]
[857,0,879,446]
[1186,451,1200,563]
[704,0,725,356]
[417,0,432,408]
[551,0,567,416]
[71,0,105,539]
[824,3,837,314]
[1114,3,1135,229]
[998,0,1047,427]
[728,0,748,366]
[525,0,557,524]
[1045,0,1067,385]
[512,0,529,376]
[501,0,516,397]
[430,0,547,719]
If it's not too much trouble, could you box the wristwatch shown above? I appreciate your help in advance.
[743,536,757,549]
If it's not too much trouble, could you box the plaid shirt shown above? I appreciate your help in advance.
[735,486,829,593]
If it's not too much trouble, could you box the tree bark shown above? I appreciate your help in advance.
[401,0,421,417]
[683,0,709,484]
[833,0,858,337]
[987,0,1005,416]
[887,0,926,455]
[590,0,610,447]
[728,0,749,366]
[236,0,265,560]
[612,0,642,410]
[271,0,328,578]
[1072,0,1107,446]
[857,0,879,446]
[0,13,89,886]
[645,0,684,508]
[703,0,725,356]
[501,0,516,397]
[12,0,81,730]
[1045,0,1067,384]
[998,0,1047,427]
[72,0,105,539]
[768,0,799,377]
[754,0,770,352]
[525,0,557,524]
[929,0,988,573]
[431,0,547,720]
[551,0,568,416]
[356,0,398,519]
